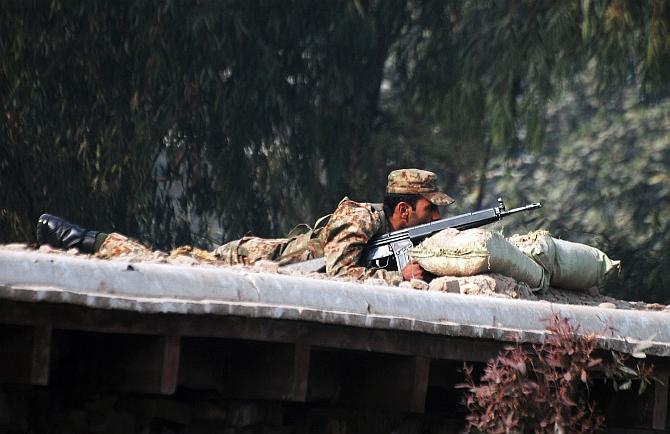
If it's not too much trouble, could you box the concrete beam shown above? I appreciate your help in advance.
[653,370,669,430]
[160,336,181,395]
[30,325,52,386]
[410,356,430,413]
[290,342,310,402]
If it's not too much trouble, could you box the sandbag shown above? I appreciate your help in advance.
[508,230,621,291]
[410,228,547,289]
[507,230,556,275]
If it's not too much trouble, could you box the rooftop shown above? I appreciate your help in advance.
[1,245,669,428]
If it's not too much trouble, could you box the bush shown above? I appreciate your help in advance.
[459,315,654,433]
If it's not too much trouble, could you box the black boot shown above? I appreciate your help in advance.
[36,214,99,254]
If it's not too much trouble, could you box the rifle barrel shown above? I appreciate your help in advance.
[501,202,542,216]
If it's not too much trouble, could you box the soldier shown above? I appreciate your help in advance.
[36,168,454,285]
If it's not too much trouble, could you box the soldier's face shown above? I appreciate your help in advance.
[408,197,441,226]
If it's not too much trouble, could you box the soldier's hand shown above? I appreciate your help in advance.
[401,261,434,282]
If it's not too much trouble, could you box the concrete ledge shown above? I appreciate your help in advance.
[1,250,669,357]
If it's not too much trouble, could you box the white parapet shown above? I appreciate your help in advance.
[1,249,669,357]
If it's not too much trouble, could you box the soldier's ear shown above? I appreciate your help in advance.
[395,202,411,220]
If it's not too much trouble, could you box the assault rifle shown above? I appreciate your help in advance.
[361,198,541,271]
[281,198,541,273]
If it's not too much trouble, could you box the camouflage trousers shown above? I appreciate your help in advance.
[95,233,152,258]
[94,233,217,262]
[94,231,325,266]
[213,229,326,266]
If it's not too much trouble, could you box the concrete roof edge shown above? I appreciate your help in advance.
[1,250,669,357]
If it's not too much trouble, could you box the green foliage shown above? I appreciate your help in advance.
[485,74,670,303]
[1,1,670,301]
[1,0,411,247]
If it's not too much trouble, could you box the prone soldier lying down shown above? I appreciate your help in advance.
[36,169,455,285]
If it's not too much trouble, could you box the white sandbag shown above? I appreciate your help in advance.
[508,230,621,291]
[410,228,547,289]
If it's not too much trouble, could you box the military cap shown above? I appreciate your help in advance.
[386,168,455,206]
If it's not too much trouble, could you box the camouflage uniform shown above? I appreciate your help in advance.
[320,169,454,284]
[95,223,327,266]
[321,198,401,284]
[92,168,454,286]
[95,233,152,259]
[95,233,218,263]
[208,198,401,283]
[213,214,331,266]
[213,236,291,266]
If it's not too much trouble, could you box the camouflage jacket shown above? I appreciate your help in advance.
[322,198,403,285]
[213,197,403,285]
